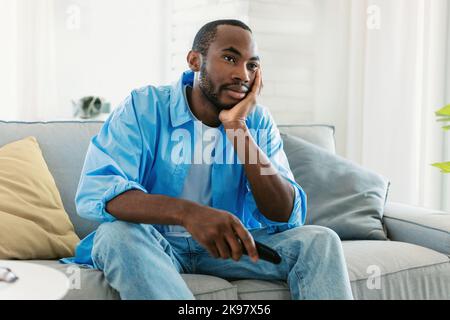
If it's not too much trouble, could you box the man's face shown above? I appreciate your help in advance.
[197,25,260,111]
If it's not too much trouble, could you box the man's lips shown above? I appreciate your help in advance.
[223,86,249,100]
[225,89,246,100]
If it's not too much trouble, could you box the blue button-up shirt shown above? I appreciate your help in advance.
[64,71,307,266]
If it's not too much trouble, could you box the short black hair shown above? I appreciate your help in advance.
[192,19,252,56]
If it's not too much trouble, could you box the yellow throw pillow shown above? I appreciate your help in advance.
[0,136,80,259]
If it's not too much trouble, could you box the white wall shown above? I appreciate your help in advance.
[53,0,165,116]
[168,0,250,82]
[248,0,317,125]
[311,0,351,158]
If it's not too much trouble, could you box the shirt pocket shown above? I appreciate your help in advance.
[153,138,195,197]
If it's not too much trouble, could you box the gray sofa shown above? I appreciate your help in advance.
[1,120,450,300]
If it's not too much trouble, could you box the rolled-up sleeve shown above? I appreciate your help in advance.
[75,92,148,223]
[244,107,307,234]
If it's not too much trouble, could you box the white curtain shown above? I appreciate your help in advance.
[0,0,166,121]
[314,0,449,210]
[357,0,448,210]
[0,0,18,120]
[444,1,450,212]
[0,0,59,121]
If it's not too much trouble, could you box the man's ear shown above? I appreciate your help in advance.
[187,51,202,72]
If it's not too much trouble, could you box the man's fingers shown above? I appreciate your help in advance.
[253,69,262,95]
[225,232,244,261]
[215,238,231,259]
[206,241,220,259]
[233,223,259,262]
[259,70,263,95]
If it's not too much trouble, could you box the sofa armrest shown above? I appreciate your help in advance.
[383,202,450,255]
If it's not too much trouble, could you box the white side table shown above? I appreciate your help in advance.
[0,260,70,300]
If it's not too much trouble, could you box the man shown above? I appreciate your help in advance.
[66,20,353,300]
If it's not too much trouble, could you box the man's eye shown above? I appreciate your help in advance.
[248,63,259,71]
[224,55,236,63]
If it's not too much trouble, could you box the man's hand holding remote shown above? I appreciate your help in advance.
[242,241,282,265]
[181,203,260,263]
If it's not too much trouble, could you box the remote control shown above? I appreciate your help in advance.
[243,241,282,264]
[0,267,19,283]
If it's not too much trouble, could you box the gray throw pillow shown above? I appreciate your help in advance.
[281,133,390,240]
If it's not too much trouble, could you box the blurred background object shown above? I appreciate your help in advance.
[72,96,110,119]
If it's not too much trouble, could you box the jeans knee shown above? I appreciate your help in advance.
[313,225,340,239]
[92,220,162,262]
[285,225,341,249]
[275,225,340,258]
[95,220,136,246]
[306,225,341,244]
[92,221,132,262]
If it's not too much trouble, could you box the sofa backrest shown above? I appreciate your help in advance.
[279,125,336,154]
[0,120,335,238]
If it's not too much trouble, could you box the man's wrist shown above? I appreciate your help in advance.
[222,119,248,130]
[177,199,201,227]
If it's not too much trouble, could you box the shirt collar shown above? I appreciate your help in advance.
[170,70,195,127]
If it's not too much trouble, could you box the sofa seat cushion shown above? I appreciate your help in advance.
[342,240,450,299]
[29,260,238,300]
[230,279,290,300]
[231,240,450,300]
[231,241,450,300]
[30,239,450,300]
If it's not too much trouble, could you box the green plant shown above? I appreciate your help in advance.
[432,104,450,173]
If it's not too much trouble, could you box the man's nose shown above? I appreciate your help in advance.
[232,65,250,84]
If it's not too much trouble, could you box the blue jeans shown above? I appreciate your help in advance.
[91,221,354,300]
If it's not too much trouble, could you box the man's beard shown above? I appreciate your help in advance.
[198,64,236,111]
